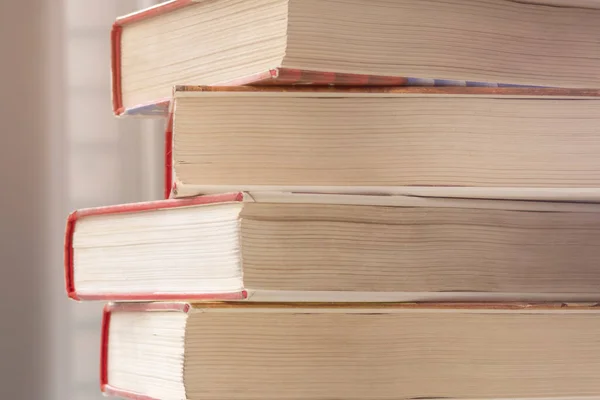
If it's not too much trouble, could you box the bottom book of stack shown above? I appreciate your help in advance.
[103,302,600,400]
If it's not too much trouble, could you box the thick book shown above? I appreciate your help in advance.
[168,86,600,198]
[108,0,600,116]
[102,301,600,400]
[65,192,600,302]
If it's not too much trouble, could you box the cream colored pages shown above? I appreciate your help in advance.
[239,201,600,295]
[120,0,288,109]
[182,185,600,201]
[184,307,600,399]
[284,0,600,87]
[108,312,187,399]
[245,191,600,212]
[73,203,245,295]
[173,94,600,195]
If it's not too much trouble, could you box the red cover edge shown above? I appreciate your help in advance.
[118,66,411,116]
[101,302,192,400]
[64,211,80,301]
[164,108,174,199]
[77,290,248,301]
[111,0,196,116]
[265,68,409,86]
[116,0,196,26]
[63,193,244,300]
[100,303,111,394]
[110,23,124,116]
[74,192,243,219]
[103,385,159,400]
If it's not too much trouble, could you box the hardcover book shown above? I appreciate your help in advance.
[102,301,600,400]
[109,0,600,115]
[65,192,600,302]
[167,86,600,198]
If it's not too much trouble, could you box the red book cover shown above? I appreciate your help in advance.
[64,193,248,301]
[164,107,174,199]
[101,302,191,400]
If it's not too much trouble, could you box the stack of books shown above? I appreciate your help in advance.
[65,1,600,399]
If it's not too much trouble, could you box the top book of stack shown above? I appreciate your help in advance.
[111,0,600,116]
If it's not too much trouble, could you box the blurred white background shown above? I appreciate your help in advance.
[65,1,163,398]
[0,1,164,398]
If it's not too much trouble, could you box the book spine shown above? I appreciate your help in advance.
[64,211,79,300]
